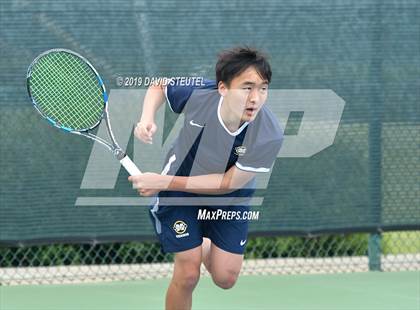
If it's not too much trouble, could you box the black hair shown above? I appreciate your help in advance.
[215,46,272,86]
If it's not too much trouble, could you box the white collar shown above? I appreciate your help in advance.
[217,96,249,136]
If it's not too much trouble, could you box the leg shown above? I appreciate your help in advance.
[203,206,249,289]
[209,243,244,289]
[166,245,202,310]
[201,237,212,274]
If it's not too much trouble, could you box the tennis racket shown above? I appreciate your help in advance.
[27,48,141,176]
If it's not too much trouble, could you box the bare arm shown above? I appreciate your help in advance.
[167,165,255,194]
[129,165,256,196]
[134,81,166,144]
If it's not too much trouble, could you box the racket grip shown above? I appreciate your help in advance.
[120,156,142,176]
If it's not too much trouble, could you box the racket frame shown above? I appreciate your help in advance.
[27,48,141,175]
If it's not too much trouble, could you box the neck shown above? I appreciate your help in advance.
[220,97,244,132]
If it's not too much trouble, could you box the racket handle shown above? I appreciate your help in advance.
[120,156,142,176]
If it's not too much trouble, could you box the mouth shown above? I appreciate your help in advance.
[244,107,257,116]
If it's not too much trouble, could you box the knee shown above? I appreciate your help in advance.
[173,269,200,291]
[212,270,239,290]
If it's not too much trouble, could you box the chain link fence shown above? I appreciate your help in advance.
[1,231,418,285]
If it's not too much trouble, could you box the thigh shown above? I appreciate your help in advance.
[210,242,244,277]
[174,245,203,272]
[172,245,202,287]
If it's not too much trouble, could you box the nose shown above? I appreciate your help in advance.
[247,88,260,104]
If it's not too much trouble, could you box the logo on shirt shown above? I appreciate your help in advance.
[173,220,189,238]
[234,146,247,156]
[240,239,247,246]
[189,120,205,128]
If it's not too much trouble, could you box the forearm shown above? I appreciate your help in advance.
[128,167,255,197]
[167,174,233,195]
[165,166,253,195]
[140,84,166,122]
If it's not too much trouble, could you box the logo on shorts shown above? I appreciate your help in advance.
[234,146,246,156]
[173,220,189,238]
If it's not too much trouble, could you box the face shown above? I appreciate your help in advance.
[218,66,269,122]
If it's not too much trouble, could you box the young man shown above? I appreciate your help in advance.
[129,46,283,310]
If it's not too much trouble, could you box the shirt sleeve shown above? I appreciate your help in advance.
[164,78,216,114]
[235,138,283,173]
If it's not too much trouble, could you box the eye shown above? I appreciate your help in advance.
[242,87,252,91]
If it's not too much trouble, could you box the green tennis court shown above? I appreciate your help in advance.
[1,271,418,310]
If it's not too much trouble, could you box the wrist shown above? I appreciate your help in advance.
[161,174,175,190]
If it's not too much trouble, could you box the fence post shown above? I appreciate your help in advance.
[368,233,382,271]
[368,0,384,272]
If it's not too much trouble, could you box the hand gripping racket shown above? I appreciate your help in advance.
[27,48,142,176]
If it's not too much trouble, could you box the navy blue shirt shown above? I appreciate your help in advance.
[159,78,284,205]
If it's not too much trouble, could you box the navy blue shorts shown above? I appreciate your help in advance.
[149,197,250,255]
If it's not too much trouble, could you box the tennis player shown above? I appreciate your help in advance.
[129,46,283,310]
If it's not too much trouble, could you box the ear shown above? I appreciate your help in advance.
[218,81,228,96]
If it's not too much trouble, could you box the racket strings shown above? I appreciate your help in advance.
[46,54,101,128]
[31,56,81,121]
[55,53,102,125]
[31,55,101,130]
[29,51,105,131]
[39,55,85,119]
[43,53,102,128]
[32,58,83,123]
[47,52,102,120]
